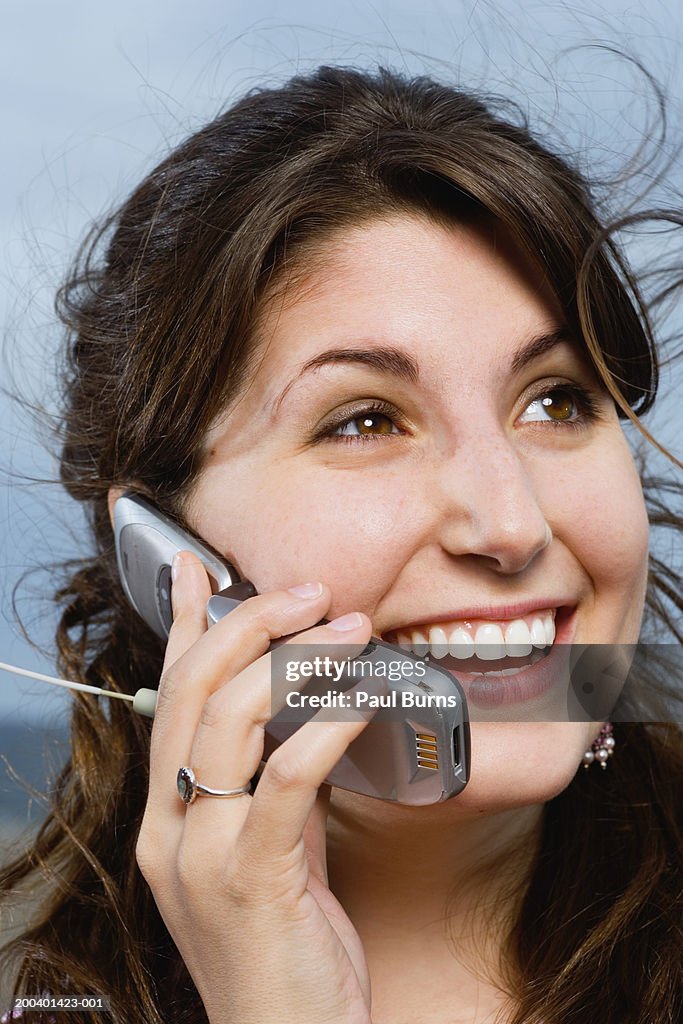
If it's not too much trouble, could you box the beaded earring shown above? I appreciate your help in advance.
[582,721,615,769]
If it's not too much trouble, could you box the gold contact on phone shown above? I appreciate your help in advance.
[416,733,439,770]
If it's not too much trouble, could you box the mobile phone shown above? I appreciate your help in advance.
[113,492,470,804]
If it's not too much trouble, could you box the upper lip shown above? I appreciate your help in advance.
[381,599,573,636]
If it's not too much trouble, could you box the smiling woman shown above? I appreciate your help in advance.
[1,65,681,1024]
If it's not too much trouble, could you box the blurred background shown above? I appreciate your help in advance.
[1,0,682,845]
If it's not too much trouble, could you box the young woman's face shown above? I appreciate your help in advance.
[187,214,649,812]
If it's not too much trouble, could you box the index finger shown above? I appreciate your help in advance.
[147,550,213,821]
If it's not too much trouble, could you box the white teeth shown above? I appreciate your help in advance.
[428,626,449,660]
[391,608,558,661]
[411,630,429,656]
[503,619,533,657]
[530,617,547,648]
[544,614,556,646]
[473,623,505,660]
[449,627,475,660]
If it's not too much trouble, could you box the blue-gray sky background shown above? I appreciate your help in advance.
[1,0,682,726]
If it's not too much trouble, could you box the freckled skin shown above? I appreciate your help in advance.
[187,213,650,816]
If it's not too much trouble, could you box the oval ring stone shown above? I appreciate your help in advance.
[177,766,197,804]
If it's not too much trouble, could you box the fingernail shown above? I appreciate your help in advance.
[287,582,323,599]
[328,612,364,632]
[171,552,184,583]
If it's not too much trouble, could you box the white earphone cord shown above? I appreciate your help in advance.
[0,661,158,718]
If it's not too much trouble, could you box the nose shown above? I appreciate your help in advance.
[432,435,551,575]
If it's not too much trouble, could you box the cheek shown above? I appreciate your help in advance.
[561,485,649,584]
[538,438,649,632]
[191,460,426,614]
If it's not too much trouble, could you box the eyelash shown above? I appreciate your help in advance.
[518,384,603,432]
[313,399,404,445]
[315,385,602,445]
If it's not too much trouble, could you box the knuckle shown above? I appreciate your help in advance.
[262,749,307,792]
[246,590,314,638]
[169,607,192,631]
[156,667,184,711]
[198,689,231,731]
[155,663,203,721]
[242,600,281,643]
[135,828,161,882]
[199,686,267,733]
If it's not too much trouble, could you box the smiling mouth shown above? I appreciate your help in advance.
[382,606,582,678]
[379,606,578,710]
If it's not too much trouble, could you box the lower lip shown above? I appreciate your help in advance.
[428,607,577,710]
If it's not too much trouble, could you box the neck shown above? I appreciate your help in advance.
[326,792,542,1022]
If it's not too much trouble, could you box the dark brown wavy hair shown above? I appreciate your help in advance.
[1,65,682,1024]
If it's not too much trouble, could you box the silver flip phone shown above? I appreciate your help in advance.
[113,492,470,804]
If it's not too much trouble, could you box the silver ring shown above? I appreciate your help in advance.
[177,766,251,805]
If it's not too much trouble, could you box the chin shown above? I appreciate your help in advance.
[450,720,596,811]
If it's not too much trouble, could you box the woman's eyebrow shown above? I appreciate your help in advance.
[511,327,576,373]
[271,345,419,415]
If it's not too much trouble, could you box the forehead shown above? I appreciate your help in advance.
[249,214,565,381]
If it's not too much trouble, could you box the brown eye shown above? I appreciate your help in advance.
[541,390,576,421]
[336,412,398,437]
[520,388,579,425]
